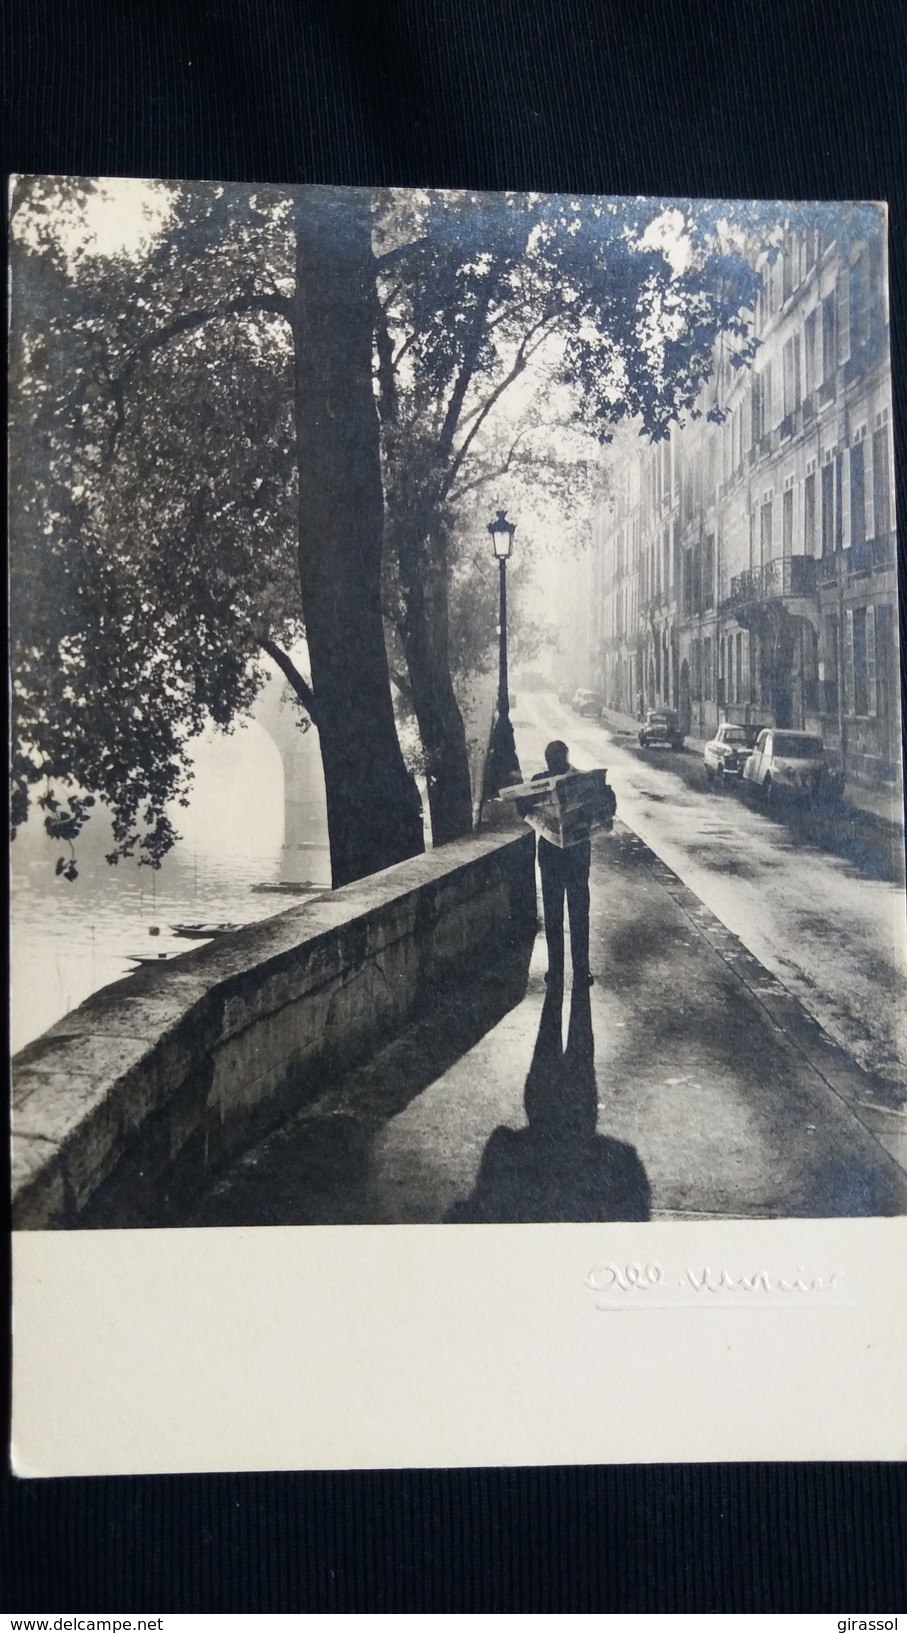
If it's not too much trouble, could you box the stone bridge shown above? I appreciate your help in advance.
[250,670,330,881]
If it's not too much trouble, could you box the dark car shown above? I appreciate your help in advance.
[703,722,760,781]
[639,708,684,751]
[571,688,604,718]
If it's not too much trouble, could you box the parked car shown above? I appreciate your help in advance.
[638,708,685,751]
[742,729,830,803]
[571,688,604,718]
[703,722,760,781]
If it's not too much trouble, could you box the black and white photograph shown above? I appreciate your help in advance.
[10,178,906,1237]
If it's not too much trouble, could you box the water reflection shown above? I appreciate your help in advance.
[10,720,331,1053]
[447,983,651,1222]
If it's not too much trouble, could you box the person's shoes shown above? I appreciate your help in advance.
[544,970,564,987]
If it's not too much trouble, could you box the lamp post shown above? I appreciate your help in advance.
[485,509,522,794]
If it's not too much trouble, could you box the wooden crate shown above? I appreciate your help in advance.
[499,768,616,849]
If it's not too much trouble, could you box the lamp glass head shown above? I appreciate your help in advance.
[488,509,516,560]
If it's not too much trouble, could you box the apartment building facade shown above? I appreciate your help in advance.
[588,213,899,794]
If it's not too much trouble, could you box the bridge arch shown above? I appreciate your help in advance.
[251,673,331,884]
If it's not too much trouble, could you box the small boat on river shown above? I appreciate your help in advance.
[250,882,324,895]
[171,921,241,939]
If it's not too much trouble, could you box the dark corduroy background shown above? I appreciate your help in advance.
[3,0,906,1612]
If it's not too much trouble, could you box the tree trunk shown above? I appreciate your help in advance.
[293,190,424,887]
[397,521,474,845]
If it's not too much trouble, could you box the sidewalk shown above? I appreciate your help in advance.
[192,820,907,1227]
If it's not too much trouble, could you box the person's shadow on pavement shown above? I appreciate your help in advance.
[447,982,651,1223]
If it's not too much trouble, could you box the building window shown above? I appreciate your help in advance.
[821,461,835,554]
[762,362,774,433]
[804,471,817,555]
[823,614,839,715]
[783,333,801,415]
[736,632,744,705]
[845,610,856,715]
[782,234,795,301]
[703,534,715,609]
[850,248,871,350]
[804,310,817,394]
[727,634,735,704]
[836,267,851,365]
[703,637,713,701]
[849,606,877,717]
[821,291,836,383]
[802,623,820,713]
[872,424,891,536]
[760,500,773,564]
[875,603,894,726]
[850,441,866,548]
[758,633,771,707]
[782,487,794,556]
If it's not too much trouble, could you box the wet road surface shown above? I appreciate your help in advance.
[517,693,907,1094]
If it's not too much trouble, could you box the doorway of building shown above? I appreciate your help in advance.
[678,660,692,737]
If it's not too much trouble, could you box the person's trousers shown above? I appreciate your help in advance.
[538,837,591,979]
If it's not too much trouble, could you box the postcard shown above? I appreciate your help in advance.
[9,177,906,1474]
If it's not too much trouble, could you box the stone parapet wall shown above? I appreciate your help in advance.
[13,828,536,1229]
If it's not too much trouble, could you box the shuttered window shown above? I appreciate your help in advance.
[850,441,866,547]
[836,267,851,364]
[845,609,855,715]
[822,292,836,381]
[872,425,891,536]
[804,472,817,555]
[783,334,801,415]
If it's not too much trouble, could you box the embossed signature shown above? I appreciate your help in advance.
[586,1262,841,1307]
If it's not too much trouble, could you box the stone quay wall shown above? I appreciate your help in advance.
[13,829,537,1229]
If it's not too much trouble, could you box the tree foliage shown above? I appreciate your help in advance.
[12,180,833,876]
[10,178,302,870]
[371,189,767,836]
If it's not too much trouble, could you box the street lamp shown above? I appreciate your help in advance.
[485,509,522,795]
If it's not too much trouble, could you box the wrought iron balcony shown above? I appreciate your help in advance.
[727,554,818,609]
[816,533,897,586]
[846,530,897,577]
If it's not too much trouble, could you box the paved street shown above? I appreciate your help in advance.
[191,716,907,1225]
[516,692,907,1094]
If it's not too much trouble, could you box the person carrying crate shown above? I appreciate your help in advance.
[532,740,593,989]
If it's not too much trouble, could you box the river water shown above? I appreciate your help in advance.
[10,720,330,1054]
[12,680,496,1056]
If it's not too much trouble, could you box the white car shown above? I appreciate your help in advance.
[703,722,760,781]
[742,729,830,803]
